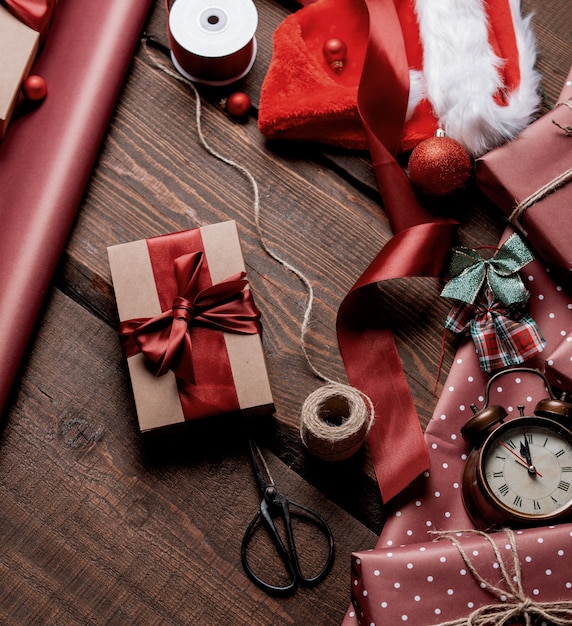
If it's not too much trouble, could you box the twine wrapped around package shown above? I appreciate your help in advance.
[430,529,572,626]
[508,99,572,225]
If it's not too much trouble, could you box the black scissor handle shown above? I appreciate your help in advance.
[241,493,335,595]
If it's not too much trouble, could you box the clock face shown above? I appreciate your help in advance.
[481,417,572,520]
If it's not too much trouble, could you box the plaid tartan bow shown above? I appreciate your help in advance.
[444,285,546,372]
[441,236,545,372]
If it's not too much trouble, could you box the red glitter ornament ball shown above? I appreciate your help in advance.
[408,135,472,197]
[21,75,47,101]
[224,91,252,118]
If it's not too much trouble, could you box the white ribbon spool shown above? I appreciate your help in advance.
[168,0,258,86]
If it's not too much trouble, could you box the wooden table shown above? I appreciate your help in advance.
[1,1,570,624]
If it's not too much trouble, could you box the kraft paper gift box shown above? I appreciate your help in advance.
[0,4,39,139]
[350,525,572,625]
[475,67,572,291]
[108,221,274,433]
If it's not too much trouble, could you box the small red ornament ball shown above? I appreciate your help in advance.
[225,91,251,118]
[322,38,347,63]
[22,75,48,101]
[408,135,472,197]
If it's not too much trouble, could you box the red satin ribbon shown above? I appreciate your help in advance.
[336,0,458,503]
[2,0,56,37]
[119,251,262,384]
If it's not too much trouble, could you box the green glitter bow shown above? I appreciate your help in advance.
[441,233,534,306]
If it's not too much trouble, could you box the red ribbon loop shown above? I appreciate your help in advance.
[334,0,459,503]
[119,251,261,383]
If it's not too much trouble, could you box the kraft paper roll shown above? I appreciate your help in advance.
[168,0,258,86]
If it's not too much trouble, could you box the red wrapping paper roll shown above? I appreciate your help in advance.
[0,0,153,416]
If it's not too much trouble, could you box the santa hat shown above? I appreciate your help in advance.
[258,0,540,157]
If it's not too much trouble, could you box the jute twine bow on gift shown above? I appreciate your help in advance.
[429,529,572,626]
[143,38,375,460]
[509,99,572,225]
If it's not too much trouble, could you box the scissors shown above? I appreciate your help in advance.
[241,438,335,595]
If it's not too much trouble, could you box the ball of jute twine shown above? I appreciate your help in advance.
[144,39,375,460]
[300,383,374,461]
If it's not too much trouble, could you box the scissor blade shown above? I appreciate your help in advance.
[248,438,275,495]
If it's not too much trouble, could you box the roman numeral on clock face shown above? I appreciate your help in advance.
[479,418,572,520]
[498,484,510,496]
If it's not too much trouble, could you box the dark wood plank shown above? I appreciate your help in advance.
[2,0,571,623]
[1,288,376,625]
[54,0,572,524]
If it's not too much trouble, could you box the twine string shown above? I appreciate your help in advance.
[509,167,572,224]
[428,529,572,626]
[299,384,374,461]
[143,40,374,459]
[509,99,572,225]
[552,99,572,135]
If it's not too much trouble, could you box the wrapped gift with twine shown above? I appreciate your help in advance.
[108,221,274,433]
[350,526,572,625]
[476,67,572,291]
[342,229,572,626]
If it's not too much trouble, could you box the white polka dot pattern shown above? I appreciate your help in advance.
[343,234,572,626]
[545,330,572,391]
[350,526,572,625]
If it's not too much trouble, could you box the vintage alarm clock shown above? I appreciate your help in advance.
[461,367,572,529]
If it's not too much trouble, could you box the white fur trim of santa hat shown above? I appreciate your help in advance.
[410,0,541,156]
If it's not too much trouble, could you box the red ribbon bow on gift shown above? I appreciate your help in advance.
[119,251,262,383]
[2,0,56,37]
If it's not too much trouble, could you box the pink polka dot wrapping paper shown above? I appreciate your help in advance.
[350,525,572,624]
[343,228,572,625]
[545,329,572,392]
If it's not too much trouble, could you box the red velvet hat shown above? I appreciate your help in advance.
[258,0,541,157]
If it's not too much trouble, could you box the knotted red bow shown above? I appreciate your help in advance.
[119,251,262,383]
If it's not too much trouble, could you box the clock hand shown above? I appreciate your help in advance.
[520,439,533,466]
[499,440,543,477]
